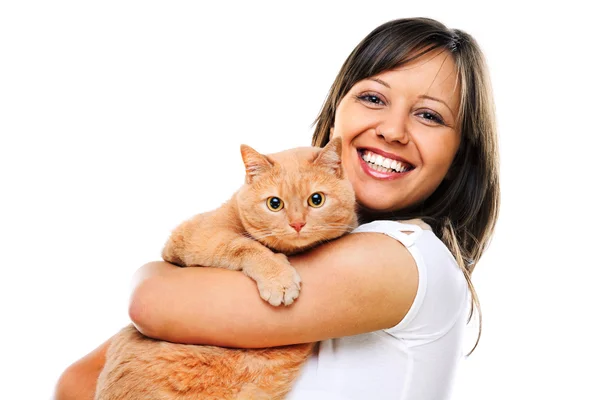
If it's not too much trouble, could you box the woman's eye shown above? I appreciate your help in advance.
[357,93,385,106]
[267,196,284,211]
[416,111,445,125]
[308,192,325,208]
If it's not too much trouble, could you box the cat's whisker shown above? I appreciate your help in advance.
[242,230,283,240]
[311,224,356,230]
[316,223,357,229]
[246,222,356,237]
[248,232,292,241]
[248,234,277,241]
[248,226,355,243]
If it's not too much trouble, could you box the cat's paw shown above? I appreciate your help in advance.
[256,256,302,306]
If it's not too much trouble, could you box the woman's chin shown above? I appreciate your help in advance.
[356,196,405,217]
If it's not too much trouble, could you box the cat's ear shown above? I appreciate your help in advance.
[314,137,343,178]
[240,144,274,183]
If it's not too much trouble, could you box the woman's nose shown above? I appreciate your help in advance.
[376,113,410,145]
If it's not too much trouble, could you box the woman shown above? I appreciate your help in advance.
[55,17,499,400]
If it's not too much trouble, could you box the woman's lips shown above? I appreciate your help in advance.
[357,149,414,181]
[359,146,413,166]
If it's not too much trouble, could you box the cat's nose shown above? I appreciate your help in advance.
[290,222,306,232]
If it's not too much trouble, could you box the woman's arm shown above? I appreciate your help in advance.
[129,231,418,348]
[54,337,112,400]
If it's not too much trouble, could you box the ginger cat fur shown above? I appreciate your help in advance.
[96,137,358,400]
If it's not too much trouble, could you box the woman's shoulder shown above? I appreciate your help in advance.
[352,219,456,264]
[352,219,469,339]
[352,219,459,268]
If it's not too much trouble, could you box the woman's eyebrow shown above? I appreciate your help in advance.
[368,78,390,88]
[419,95,455,117]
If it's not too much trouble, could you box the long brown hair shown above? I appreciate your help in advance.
[312,17,500,354]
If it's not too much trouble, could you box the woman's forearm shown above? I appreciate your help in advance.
[128,232,418,349]
[128,261,288,347]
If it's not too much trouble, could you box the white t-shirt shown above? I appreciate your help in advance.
[287,220,470,400]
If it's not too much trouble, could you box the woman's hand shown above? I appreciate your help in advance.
[129,231,418,348]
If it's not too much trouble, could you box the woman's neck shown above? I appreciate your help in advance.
[357,205,405,225]
[356,203,427,225]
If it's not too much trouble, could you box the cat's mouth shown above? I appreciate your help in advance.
[358,149,415,174]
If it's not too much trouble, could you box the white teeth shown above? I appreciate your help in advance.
[362,150,411,173]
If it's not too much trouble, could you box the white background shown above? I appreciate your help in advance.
[1,1,599,399]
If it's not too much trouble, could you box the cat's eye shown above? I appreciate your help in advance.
[308,192,325,208]
[267,196,284,211]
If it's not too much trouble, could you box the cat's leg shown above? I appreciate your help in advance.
[237,248,302,307]
[218,235,302,306]
[162,212,301,306]
[180,230,301,306]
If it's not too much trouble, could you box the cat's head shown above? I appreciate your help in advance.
[236,138,357,254]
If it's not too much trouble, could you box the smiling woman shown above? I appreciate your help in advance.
[310,16,499,362]
[312,19,498,274]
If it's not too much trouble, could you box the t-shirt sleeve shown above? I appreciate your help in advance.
[351,220,469,344]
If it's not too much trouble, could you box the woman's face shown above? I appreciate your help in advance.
[330,50,461,213]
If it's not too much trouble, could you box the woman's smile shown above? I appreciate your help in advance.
[356,148,415,180]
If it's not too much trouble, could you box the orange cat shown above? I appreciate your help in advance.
[96,137,357,399]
